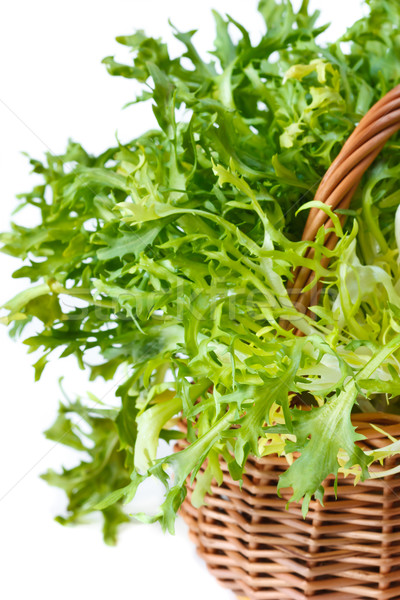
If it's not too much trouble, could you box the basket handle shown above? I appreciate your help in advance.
[288,84,400,330]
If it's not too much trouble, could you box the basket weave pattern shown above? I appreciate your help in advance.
[176,86,400,599]
[177,415,400,599]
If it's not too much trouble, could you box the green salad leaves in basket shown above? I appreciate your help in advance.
[3,0,400,543]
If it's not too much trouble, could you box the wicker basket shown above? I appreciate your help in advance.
[175,85,400,600]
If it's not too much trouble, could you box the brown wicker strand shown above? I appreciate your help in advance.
[288,84,400,320]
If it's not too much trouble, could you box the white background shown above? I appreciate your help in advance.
[0,2,366,599]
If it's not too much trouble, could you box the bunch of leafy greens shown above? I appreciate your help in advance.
[3,0,400,542]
